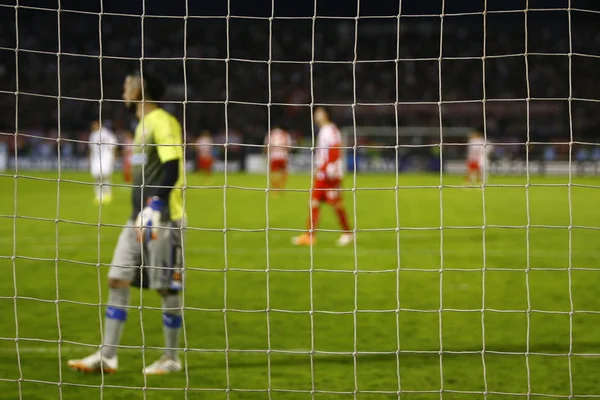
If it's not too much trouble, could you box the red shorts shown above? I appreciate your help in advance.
[197,156,213,171]
[311,179,342,204]
[270,159,288,172]
[123,161,132,183]
[467,160,480,171]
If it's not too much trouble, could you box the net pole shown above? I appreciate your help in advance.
[566,0,574,397]
[95,1,106,397]
[264,0,275,398]
[523,1,533,397]
[480,1,489,399]
[393,0,403,397]
[53,2,65,398]
[12,2,24,399]
[436,1,446,398]
[308,1,318,397]
[222,0,232,397]
[181,0,191,396]
[351,1,360,398]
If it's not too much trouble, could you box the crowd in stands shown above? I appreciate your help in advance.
[0,7,599,162]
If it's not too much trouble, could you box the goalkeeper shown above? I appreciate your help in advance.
[68,70,186,375]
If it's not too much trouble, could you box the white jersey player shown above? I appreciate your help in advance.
[264,127,292,193]
[89,121,117,204]
[465,129,492,184]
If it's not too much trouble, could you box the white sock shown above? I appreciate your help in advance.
[102,178,112,198]
[101,286,130,358]
[95,179,102,199]
[161,293,182,360]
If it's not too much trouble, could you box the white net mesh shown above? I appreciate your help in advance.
[1,0,600,399]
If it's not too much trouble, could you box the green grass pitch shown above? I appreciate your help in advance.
[1,171,600,400]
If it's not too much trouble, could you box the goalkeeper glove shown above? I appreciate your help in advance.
[135,196,165,242]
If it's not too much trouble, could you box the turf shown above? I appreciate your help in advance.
[1,171,600,400]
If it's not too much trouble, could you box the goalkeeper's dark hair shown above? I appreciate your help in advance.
[133,68,165,102]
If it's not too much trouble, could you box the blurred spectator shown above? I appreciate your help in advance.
[0,10,598,160]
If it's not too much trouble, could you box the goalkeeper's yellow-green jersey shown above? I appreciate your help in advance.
[131,108,185,221]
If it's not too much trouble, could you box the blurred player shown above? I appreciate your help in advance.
[265,126,292,195]
[122,131,133,184]
[195,130,213,181]
[292,107,352,247]
[89,120,117,204]
[68,70,185,375]
[465,127,492,184]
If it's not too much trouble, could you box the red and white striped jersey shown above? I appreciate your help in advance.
[467,136,491,163]
[265,128,292,161]
[315,123,343,180]
[196,136,213,157]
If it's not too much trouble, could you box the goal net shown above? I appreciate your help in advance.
[2,0,600,399]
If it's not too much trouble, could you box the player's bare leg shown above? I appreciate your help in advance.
[465,166,473,185]
[465,165,478,185]
[269,172,279,198]
[292,198,320,246]
[67,278,130,373]
[123,164,132,184]
[332,200,353,246]
[270,170,288,198]
[279,170,289,191]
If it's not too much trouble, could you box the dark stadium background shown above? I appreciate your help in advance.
[1,0,599,171]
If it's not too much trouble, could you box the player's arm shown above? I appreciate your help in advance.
[136,118,182,241]
[153,119,183,201]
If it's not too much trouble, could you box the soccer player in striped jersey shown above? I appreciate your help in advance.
[292,107,353,247]
[265,126,293,195]
[195,130,214,181]
[68,70,186,375]
[465,127,493,185]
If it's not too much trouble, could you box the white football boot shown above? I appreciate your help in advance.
[336,233,354,247]
[143,355,182,375]
[67,351,118,373]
